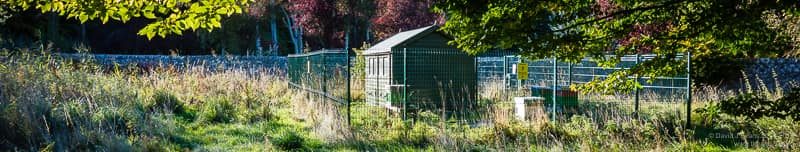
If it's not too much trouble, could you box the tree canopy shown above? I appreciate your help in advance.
[1,0,249,39]
[435,0,800,93]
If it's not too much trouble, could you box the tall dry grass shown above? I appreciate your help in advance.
[311,71,798,151]
[0,50,287,151]
[2,49,797,151]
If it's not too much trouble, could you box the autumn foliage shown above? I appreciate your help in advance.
[371,0,443,40]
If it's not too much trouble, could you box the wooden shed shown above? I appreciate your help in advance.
[364,25,477,112]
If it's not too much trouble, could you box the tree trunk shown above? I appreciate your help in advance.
[47,12,58,47]
[282,9,303,54]
[365,23,371,43]
[269,18,279,56]
[269,0,280,56]
[255,24,263,56]
[80,23,86,45]
[345,27,350,51]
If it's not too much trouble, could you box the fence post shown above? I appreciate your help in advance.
[503,56,508,100]
[321,52,327,94]
[552,57,558,121]
[518,58,523,92]
[288,57,292,88]
[634,54,641,117]
[403,48,408,121]
[686,51,692,129]
[567,62,572,85]
[346,48,351,127]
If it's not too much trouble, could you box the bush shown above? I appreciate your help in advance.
[272,130,305,151]
[91,107,135,135]
[149,91,187,113]
[667,141,728,152]
[233,96,273,123]
[198,97,236,123]
[406,122,436,147]
[150,91,181,112]
[715,88,800,120]
[718,93,773,119]
[691,53,747,86]
[773,88,800,120]
[148,90,197,121]
[753,117,800,150]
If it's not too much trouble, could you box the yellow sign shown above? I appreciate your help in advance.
[517,62,528,80]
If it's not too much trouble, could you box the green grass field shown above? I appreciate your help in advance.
[1,51,798,151]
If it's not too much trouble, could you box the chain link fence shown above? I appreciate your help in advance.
[287,49,350,104]
[477,52,690,122]
[287,48,692,146]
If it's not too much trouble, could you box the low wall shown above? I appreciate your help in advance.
[57,53,287,72]
[744,58,800,89]
[50,54,800,90]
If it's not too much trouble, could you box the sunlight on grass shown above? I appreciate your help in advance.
[0,51,798,151]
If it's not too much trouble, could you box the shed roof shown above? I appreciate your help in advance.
[365,25,442,54]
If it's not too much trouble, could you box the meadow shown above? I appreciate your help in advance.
[1,50,798,151]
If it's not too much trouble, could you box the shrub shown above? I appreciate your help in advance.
[233,95,273,123]
[667,141,728,152]
[198,97,236,123]
[691,53,746,86]
[496,120,533,141]
[753,117,800,150]
[715,88,800,120]
[773,88,800,120]
[149,90,193,118]
[91,107,134,135]
[718,93,772,120]
[693,101,722,126]
[150,90,182,112]
[272,130,305,151]
[406,122,436,147]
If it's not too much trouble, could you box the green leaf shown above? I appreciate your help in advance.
[172,27,183,35]
[5,0,250,39]
[144,5,155,11]
[121,14,130,22]
[146,31,156,39]
[189,3,204,13]
[234,7,242,14]
[158,30,167,38]
[210,19,221,28]
[185,19,196,30]
[158,7,168,14]
[101,13,110,24]
[79,14,89,23]
[118,7,128,15]
[143,12,156,19]
[41,3,52,12]
[216,8,228,15]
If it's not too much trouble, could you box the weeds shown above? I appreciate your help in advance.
[0,50,286,151]
[2,49,798,151]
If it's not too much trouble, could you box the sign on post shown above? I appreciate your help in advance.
[517,62,528,80]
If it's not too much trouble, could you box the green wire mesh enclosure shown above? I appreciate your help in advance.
[287,25,692,129]
[477,52,691,120]
[287,49,692,122]
[287,49,349,104]
[364,48,477,116]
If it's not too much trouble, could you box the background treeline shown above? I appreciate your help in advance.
[0,0,440,55]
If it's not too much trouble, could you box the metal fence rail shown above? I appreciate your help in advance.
[288,48,693,129]
[476,52,691,124]
[58,53,287,71]
[478,54,690,99]
[287,49,349,104]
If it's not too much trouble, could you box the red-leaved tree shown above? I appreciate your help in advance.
[371,0,443,40]
[287,0,343,49]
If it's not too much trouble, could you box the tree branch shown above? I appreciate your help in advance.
[553,0,690,33]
